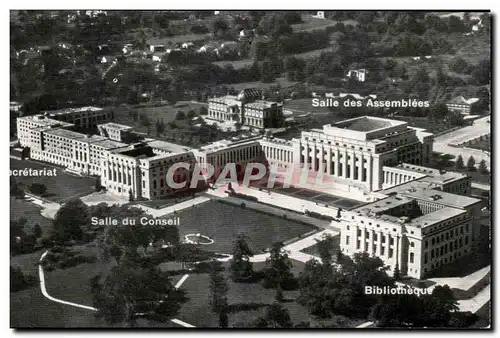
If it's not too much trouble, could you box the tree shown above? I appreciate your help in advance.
[213,18,229,36]
[420,285,459,327]
[11,266,37,292]
[95,177,102,192]
[90,263,187,326]
[10,177,25,199]
[155,119,165,136]
[478,159,488,174]
[187,110,197,119]
[29,183,47,196]
[175,110,186,120]
[199,106,208,115]
[466,156,476,171]
[252,302,293,328]
[260,59,276,83]
[315,234,336,266]
[230,234,254,282]
[450,57,470,74]
[262,242,296,300]
[52,198,90,242]
[208,259,229,328]
[432,103,449,119]
[455,155,465,170]
[34,223,42,238]
[471,59,491,86]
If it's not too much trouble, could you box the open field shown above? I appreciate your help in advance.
[228,77,298,91]
[176,260,366,328]
[292,15,358,32]
[165,200,316,254]
[10,159,96,203]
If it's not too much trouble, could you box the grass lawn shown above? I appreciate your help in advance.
[10,197,53,237]
[227,77,298,91]
[166,200,316,254]
[10,159,96,203]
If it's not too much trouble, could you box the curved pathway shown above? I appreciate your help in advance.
[38,251,195,327]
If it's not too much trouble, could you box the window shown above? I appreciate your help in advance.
[410,242,415,247]
[410,252,414,263]
[346,236,350,245]
[389,248,394,258]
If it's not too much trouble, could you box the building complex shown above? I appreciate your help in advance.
[16,108,483,279]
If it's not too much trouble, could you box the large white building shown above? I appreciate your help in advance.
[208,89,284,129]
[338,179,482,279]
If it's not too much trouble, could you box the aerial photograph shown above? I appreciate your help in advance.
[9,10,491,329]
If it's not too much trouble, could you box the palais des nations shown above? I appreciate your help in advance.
[16,91,481,280]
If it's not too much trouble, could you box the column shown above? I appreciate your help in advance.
[342,150,347,178]
[368,229,374,256]
[358,154,363,182]
[335,148,340,177]
[377,231,383,257]
[367,155,372,189]
[361,226,366,251]
[350,152,355,179]
[327,147,332,175]
[312,143,317,171]
[319,145,325,173]
[304,145,309,168]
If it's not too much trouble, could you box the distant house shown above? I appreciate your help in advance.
[10,101,22,112]
[198,42,220,53]
[100,56,117,64]
[152,52,165,62]
[85,10,107,17]
[182,42,194,49]
[214,11,220,15]
[326,93,377,101]
[149,44,166,53]
[346,69,367,82]
[412,56,421,61]
[313,11,325,19]
[58,42,72,50]
[446,96,480,115]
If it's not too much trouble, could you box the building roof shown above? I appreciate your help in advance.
[336,116,393,132]
[245,100,282,110]
[447,96,480,105]
[98,122,133,131]
[410,207,467,229]
[145,139,192,154]
[18,115,73,128]
[382,182,480,209]
[91,139,127,149]
[396,163,467,185]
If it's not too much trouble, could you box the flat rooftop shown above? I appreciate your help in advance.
[245,100,282,110]
[382,181,481,209]
[410,207,467,229]
[397,163,467,184]
[98,122,133,131]
[145,139,192,154]
[18,115,73,127]
[353,195,414,215]
[91,139,128,149]
[334,116,405,132]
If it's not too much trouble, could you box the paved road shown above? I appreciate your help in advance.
[433,116,491,169]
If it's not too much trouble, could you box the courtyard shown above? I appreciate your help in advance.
[164,200,316,254]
